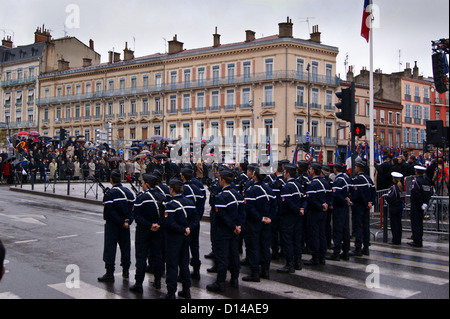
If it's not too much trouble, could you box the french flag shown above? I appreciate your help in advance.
[361,0,371,42]
[346,143,352,175]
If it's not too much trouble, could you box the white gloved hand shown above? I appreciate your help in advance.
[421,204,428,211]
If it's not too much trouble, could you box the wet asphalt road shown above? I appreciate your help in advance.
[0,185,448,300]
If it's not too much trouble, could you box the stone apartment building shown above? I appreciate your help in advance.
[0,25,100,142]
[36,18,341,162]
[354,62,433,155]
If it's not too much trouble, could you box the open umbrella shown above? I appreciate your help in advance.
[150,135,163,141]
[18,131,30,136]
[154,154,168,160]
[30,131,40,136]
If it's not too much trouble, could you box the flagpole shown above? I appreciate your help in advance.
[369,0,375,182]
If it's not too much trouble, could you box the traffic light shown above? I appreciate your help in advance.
[302,142,310,153]
[59,128,67,141]
[335,88,352,122]
[353,124,366,138]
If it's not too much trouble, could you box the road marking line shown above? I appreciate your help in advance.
[14,239,38,244]
[56,234,79,239]
[0,292,21,299]
[48,281,124,299]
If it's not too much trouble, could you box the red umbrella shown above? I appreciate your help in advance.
[18,131,30,136]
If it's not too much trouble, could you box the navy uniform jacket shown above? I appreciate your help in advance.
[102,184,135,226]
[155,182,170,199]
[133,189,166,230]
[164,194,199,235]
[332,173,353,207]
[183,181,206,218]
[385,183,403,208]
[306,177,330,212]
[213,186,245,240]
[350,173,376,208]
[244,181,277,222]
[296,173,312,190]
[410,175,432,207]
[280,178,306,215]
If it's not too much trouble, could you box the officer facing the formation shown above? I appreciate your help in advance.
[206,167,245,292]
[327,162,352,261]
[277,163,306,273]
[242,165,277,282]
[98,169,135,283]
[305,163,331,266]
[130,174,166,293]
[349,160,376,256]
[162,177,199,299]
[408,165,432,248]
[385,172,404,245]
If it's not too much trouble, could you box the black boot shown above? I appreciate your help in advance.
[97,271,114,283]
[326,252,340,261]
[122,268,129,279]
[129,283,143,293]
[294,258,302,270]
[191,268,200,280]
[242,272,260,282]
[349,248,363,257]
[319,256,326,265]
[277,262,295,273]
[229,278,239,288]
[362,246,370,256]
[260,268,270,279]
[340,251,350,261]
[153,277,161,290]
[178,288,191,299]
[304,256,319,266]
[206,281,225,292]
[161,293,176,299]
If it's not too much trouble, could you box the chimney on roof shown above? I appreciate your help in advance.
[278,16,293,38]
[35,24,52,43]
[2,36,13,48]
[82,57,92,67]
[404,62,412,78]
[108,51,121,63]
[347,65,354,82]
[58,56,70,71]
[168,34,184,54]
[123,42,134,61]
[89,39,94,50]
[213,27,221,47]
[413,61,419,79]
[245,30,256,42]
[309,25,321,43]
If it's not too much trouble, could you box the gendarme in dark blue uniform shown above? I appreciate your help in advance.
[206,168,245,292]
[327,163,352,261]
[162,178,199,299]
[130,174,166,293]
[242,166,277,282]
[277,163,306,273]
[349,160,376,256]
[305,163,331,266]
[98,170,135,283]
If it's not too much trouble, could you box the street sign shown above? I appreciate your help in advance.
[304,153,310,161]
[306,132,310,142]
[119,149,123,156]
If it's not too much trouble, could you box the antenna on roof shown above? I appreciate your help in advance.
[162,37,167,53]
[299,17,315,34]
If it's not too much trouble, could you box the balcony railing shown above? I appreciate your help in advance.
[1,76,36,87]
[37,70,340,105]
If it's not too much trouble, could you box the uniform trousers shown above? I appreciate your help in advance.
[352,204,371,249]
[103,221,131,272]
[134,225,163,283]
[388,203,403,244]
[279,213,303,262]
[410,206,424,245]
[332,206,350,254]
[244,221,271,273]
[213,235,240,282]
[165,233,191,294]
[307,210,327,258]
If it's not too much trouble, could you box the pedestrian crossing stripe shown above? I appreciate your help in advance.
[0,292,21,299]
[48,281,124,299]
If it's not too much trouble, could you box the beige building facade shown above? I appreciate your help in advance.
[37,18,340,162]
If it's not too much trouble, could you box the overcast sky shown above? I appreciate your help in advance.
[1,0,448,79]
